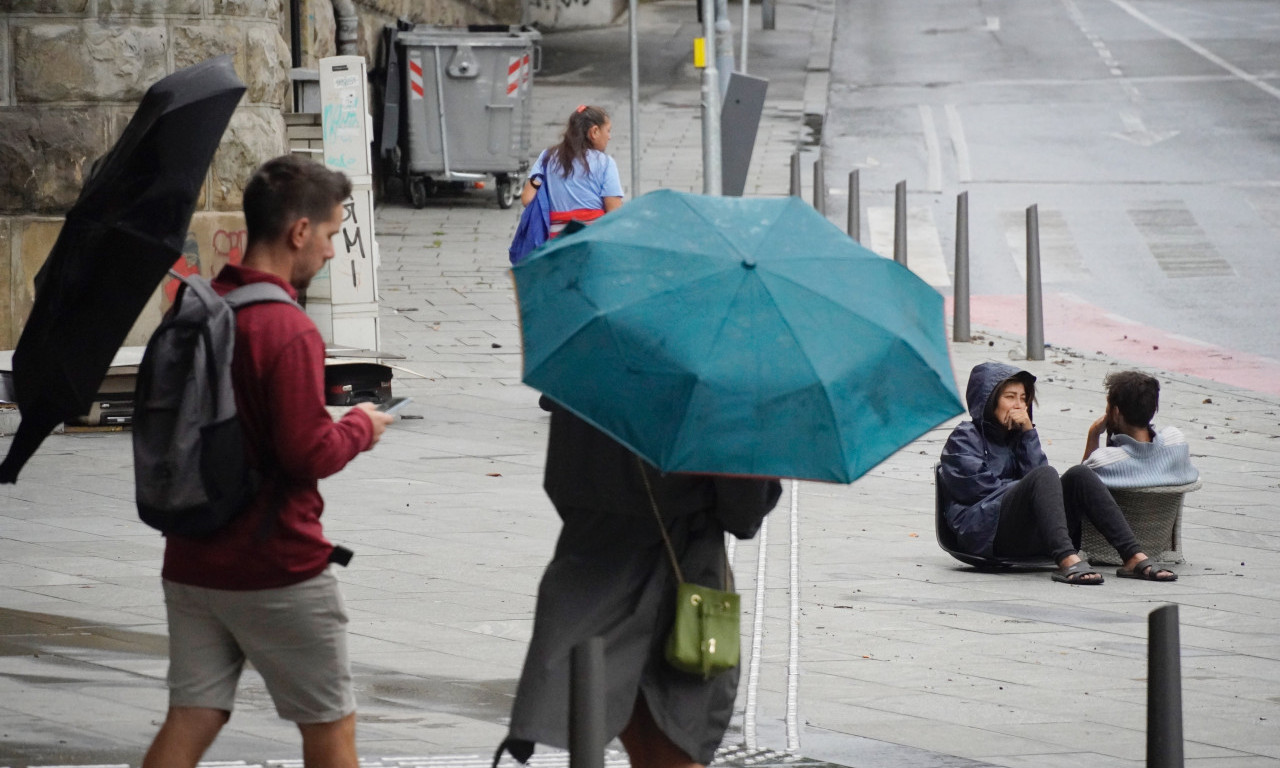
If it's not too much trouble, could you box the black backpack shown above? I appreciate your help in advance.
[133,273,296,536]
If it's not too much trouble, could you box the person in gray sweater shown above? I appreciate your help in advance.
[1082,371,1199,488]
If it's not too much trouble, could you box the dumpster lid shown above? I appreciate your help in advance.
[397,24,541,46]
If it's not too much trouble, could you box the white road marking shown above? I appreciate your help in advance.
[743,515,768,750]
[918,104,943,192]
[786,481,801,754]
[1002,209,1089,283]
[868,206,951,287]
[1108,0,1280,102]
[944,104,972,182]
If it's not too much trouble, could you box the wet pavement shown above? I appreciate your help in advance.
[3,0,1280,767]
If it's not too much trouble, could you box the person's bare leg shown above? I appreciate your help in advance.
[141,706,229,768]
[619,695,702,768]
[299,712,358,768]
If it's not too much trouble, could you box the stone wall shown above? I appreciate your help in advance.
[0,0,291,350]
[0,0,614,352]
[350,0,519,61]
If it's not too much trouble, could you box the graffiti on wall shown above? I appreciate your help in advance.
[335,195,370,291]
[163,228,247,304]
[213,229,246,266]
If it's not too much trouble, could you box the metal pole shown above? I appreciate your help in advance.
[762,0,775,30]
[1026,204,1045,361]
[893,180,907,266]
[789,152,801,197]
[629,0,641,197]
[954,191,970,342]
[812,158,825,215]
[1148,605,1184,768]
[715,0,734,96]
[847,170,860,242]
[569,638,606,768]
[740,0,749,73]
[701,0,723,196]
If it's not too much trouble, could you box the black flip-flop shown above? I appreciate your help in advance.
[1117,558,1177,582]
[1052,560,1104,585]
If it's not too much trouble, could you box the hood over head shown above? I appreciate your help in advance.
[965,362,1036,425]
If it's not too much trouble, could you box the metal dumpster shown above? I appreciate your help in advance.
[396,24,541,209]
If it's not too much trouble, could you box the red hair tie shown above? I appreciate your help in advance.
[575,104,587,113]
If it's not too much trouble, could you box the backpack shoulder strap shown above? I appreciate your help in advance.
[224,281,298,311]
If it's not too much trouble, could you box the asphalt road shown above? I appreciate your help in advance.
[822,0,1280,364]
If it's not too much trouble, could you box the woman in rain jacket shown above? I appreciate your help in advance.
[938,362,1177,584]
[497,405,781,768]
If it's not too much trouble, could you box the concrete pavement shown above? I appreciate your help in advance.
[2,0,1279,766]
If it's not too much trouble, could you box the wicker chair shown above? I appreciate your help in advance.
[1081,481,1201,566]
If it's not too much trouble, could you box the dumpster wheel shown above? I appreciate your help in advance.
[496,174,519,210]
[409,176,432,209]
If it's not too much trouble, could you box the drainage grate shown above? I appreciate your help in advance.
[1127,202,1234,278]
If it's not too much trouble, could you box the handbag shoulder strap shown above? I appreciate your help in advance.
[638,457,684,584]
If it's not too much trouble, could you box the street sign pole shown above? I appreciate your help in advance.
[701,0,722,195]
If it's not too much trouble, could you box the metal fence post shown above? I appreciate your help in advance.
[1025,204,1045,361]
[953,191,970,342]
[847,170,860,242]
[762,0,775,30]
[628,0,640,197]
[569,638,606,768]
[813,158,825,214]
[893,180,907,266]
[790,152,801,197]
[1148,605,1184,768]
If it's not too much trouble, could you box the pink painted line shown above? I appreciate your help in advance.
[946,293,1280,397]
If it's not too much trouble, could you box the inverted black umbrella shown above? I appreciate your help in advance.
[0,55,245,483]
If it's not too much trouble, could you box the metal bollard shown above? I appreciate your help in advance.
[893,180,907,266]
[1025,204,1044,361]
[790,152,801,197]
[847,170,860,243]
[569,638,606,768]
[953,191,970,342]
[762,0,775,30]
[1148,605,1184,768]
[813,158,825,215]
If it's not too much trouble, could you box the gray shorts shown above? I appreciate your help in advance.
[162,568,354,724]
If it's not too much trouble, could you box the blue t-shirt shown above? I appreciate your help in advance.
[532,149,624,212]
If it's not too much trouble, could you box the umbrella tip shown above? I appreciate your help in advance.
[742,258,756,269]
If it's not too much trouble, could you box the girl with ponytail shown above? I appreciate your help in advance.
[521,105,624,236]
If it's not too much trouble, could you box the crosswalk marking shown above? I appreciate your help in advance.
[866,206,951,287]
[1001,208,1089,283]
[1127,201,1233,278]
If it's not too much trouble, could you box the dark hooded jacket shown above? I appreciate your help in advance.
[938,362,1048,556]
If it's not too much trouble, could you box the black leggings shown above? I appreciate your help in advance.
[994,464,1141,564]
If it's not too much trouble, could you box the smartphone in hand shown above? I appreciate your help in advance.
[377,397,412,415]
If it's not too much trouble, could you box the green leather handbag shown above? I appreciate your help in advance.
[664,581,740,678]
[639,459,741,679]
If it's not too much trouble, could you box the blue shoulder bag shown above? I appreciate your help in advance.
[508,173,550,265]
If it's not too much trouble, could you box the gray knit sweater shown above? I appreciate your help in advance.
[1083,425,1199,488]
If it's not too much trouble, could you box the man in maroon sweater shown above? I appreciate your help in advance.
[142,156,394,768]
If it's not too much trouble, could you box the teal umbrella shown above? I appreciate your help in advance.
[513,189,964,483]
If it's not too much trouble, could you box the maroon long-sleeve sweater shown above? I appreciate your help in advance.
[162,265,374,590]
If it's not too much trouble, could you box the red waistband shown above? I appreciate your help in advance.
[550,209,606,225]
